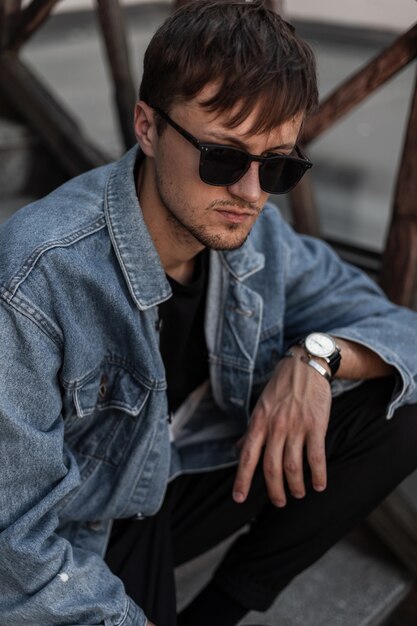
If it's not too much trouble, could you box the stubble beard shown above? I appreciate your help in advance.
[156,174,262,251]
[166,207,250,251]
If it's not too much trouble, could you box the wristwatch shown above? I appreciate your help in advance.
[302,332,341,379]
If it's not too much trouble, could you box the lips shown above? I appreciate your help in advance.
[215,209,254,224]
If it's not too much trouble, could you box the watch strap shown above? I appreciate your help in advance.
[325,349,341,377]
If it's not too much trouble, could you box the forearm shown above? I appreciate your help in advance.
[334,338,394,380]
[234,335,395,505]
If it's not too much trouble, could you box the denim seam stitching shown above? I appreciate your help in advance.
[259,322,283,341]
[114,597,131,626]
[209,353,253,372]
[6,217,106,298]
[105,185,173,310]
[0,290,63,349]
[61,354,167,391]
[218,250,265,281]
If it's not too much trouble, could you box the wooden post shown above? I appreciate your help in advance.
[96,0,137,150]
[0,0,21,51]
[9,0,60,51]
[303,23,417,146]
[0,54,109,177]
[267,0,284,14]
[175,0,191,8]
[379,72,417,307]
[288,173,321,236]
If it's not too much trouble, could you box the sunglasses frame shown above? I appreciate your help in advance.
[152,106,312,194]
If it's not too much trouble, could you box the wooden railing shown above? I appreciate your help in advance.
[0,0,133,176]
[294,22,417,308]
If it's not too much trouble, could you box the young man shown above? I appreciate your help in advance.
[1,1,417,625]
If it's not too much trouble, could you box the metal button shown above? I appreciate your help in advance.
[134,512,145,520]
[99,375,108,399]
[87,520,102,531]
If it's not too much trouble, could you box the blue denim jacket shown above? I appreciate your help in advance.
[1,146,417,625]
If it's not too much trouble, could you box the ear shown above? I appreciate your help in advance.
[134,101,158,157]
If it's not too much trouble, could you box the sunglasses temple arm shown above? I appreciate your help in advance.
[152,106,203,151]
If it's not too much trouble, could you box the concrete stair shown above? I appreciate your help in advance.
[176,524,413,626]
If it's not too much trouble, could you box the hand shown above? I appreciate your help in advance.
[146,622,156,626]
[233,347,332,507]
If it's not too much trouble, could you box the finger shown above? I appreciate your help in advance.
[306,430,327,492]
[282,435,306,499]
[233,430,264,503]
[263,437,286,507]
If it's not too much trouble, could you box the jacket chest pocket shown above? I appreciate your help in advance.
[65,362,150,467]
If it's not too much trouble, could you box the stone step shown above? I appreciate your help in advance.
[176,524,412,626]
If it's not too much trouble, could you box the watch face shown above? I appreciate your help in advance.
[305,333,336,358]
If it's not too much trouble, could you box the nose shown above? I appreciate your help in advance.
[227,161,265,205]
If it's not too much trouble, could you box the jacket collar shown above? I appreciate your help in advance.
[219,243,265,281]
[104,146,265,310]
[104,146,171,310]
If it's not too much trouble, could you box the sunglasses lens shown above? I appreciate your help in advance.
[259,157,309,193]
[200,147,249,186]
[199,143,310,193]
[260,157,308,194]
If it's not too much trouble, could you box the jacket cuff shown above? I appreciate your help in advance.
[107,597,147,626]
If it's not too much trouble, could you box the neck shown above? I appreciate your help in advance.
[136,156,204,284]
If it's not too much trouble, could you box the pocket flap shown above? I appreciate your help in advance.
[74,363,149,418]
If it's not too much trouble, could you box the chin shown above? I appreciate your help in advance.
[198,231,249,251]
[183,218,253,251]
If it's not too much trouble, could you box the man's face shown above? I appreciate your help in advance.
[141,88,304,252]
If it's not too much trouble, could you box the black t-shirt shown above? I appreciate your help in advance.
[158,250,209,413]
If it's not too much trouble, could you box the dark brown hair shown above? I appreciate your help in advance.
[139,0,318,134]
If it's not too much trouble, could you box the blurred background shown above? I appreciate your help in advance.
[8,0,414,253]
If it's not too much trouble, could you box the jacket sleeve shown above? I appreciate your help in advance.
[280,220,417,417]
[0,297,146,626]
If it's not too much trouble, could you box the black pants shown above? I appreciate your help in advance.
[105,378,417,625]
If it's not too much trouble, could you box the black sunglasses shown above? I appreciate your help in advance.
[152,106,312,195]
